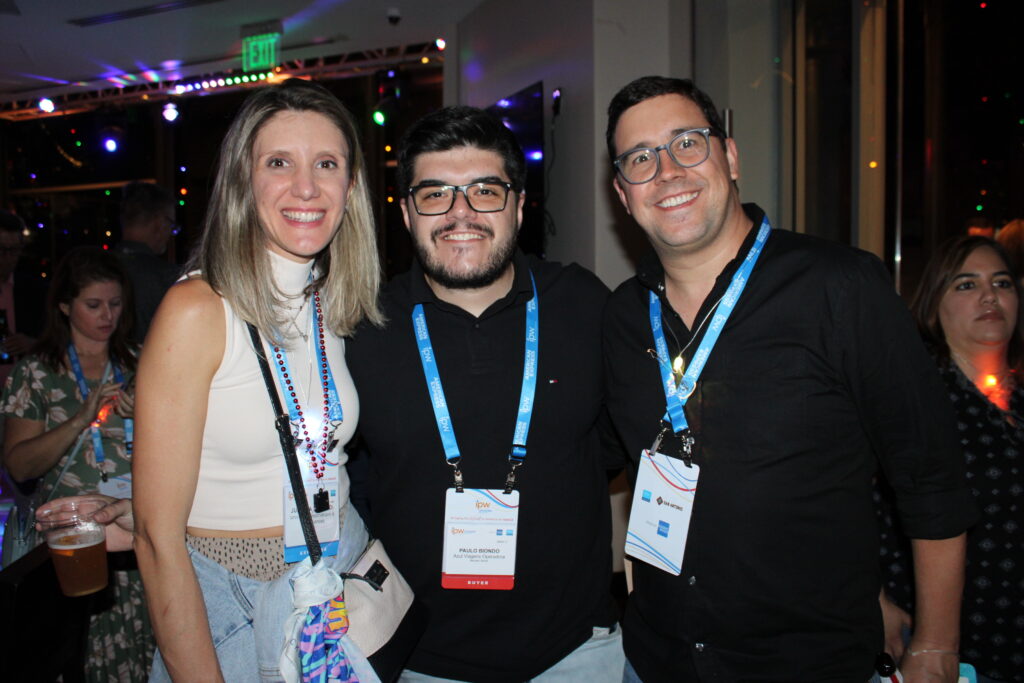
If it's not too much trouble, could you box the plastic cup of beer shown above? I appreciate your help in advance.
[37,498,108,597]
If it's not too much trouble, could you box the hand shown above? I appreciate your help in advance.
[2,333,35,356]
[36,495,135,552]
[74,382,122,428]
[115,385,135,419]
[899,645,959,683]
[880,590,912,662]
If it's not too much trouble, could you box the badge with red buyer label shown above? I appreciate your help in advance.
[441,488,520,590]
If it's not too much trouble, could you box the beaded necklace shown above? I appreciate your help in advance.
[272,290,335,481]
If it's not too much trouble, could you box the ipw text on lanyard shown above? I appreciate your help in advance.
[67,344,133,481]
[413,272,539,493]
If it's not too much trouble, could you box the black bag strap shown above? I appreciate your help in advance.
[246,322,322,565]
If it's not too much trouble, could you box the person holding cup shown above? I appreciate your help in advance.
[37,496,111,598]
[1,246,153,681]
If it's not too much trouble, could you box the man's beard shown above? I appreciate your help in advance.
[415,221,518,290]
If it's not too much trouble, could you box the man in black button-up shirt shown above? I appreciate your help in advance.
[603,76,977,682]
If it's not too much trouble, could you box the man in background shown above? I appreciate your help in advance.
[114,182,179,342]
[0,210,43,383]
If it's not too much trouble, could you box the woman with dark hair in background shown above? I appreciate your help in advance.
[880,235,1023,682]
[1,246,152,681]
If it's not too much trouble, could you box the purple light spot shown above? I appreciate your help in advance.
[464,61,483,82]
[497,99,511,108]
[527,150,543,161]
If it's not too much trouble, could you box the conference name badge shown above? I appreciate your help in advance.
[97,473,132,499]
[283,464,340,563]
[442,488,519,590]
[625,449,699,576]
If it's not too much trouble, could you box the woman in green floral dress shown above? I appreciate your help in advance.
[1,247,153,682]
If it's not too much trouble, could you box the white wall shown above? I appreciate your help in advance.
[695,0,784,227]
[593,0,678,289]
[452,0,690,289]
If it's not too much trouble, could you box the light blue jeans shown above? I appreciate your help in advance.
[149,507,374,682]
[401,623,624,683]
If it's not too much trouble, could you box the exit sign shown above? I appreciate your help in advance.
[242,33,280,72]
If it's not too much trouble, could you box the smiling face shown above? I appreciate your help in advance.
[939,245,1019,354]
[401,145,523,290]
[251,110,352,263]
[612,94,744,258]
[59,279,124,346]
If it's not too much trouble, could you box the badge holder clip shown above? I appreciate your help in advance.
[449,458,465,493]
[649,422,695,468]
[504,445,526,494]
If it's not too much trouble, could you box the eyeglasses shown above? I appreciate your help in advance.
[614,127,723,185]
[408,182,513,216]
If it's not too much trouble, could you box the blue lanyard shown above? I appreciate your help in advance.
[649,218,771,455]
[67,344,132,478]
[267,297,344,440]
[413,271,539,493]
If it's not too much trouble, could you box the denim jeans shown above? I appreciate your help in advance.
[149,506,375,682]
[400,624,624,683]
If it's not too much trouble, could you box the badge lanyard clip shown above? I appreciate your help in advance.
[449,458,465,493]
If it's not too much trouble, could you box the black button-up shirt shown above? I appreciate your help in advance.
[347,251,617,682]
[604,205,978,681]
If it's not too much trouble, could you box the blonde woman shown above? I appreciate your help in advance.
[132,79,382,681]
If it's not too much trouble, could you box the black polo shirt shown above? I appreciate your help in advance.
[604,204,978,682]
[346,251,617,683]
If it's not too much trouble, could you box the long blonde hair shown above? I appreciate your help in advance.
[187,78,383,342]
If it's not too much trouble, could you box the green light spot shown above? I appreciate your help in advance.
[179,200,185,206]
[773,56,781,64]
[104,190,111,196]
[976,204,984,212]
[75,140,82,147]
[372,110,386,126]
[243,75,250,83]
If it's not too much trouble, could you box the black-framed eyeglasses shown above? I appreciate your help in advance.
[614,127,723,185]
[408,182,513,216]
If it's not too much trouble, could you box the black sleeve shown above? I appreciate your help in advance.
[833,252,978,538]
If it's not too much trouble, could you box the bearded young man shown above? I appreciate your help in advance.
[346,106,624,683]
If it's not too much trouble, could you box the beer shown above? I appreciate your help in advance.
[47,527,108,596]
[38,498,109,597]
